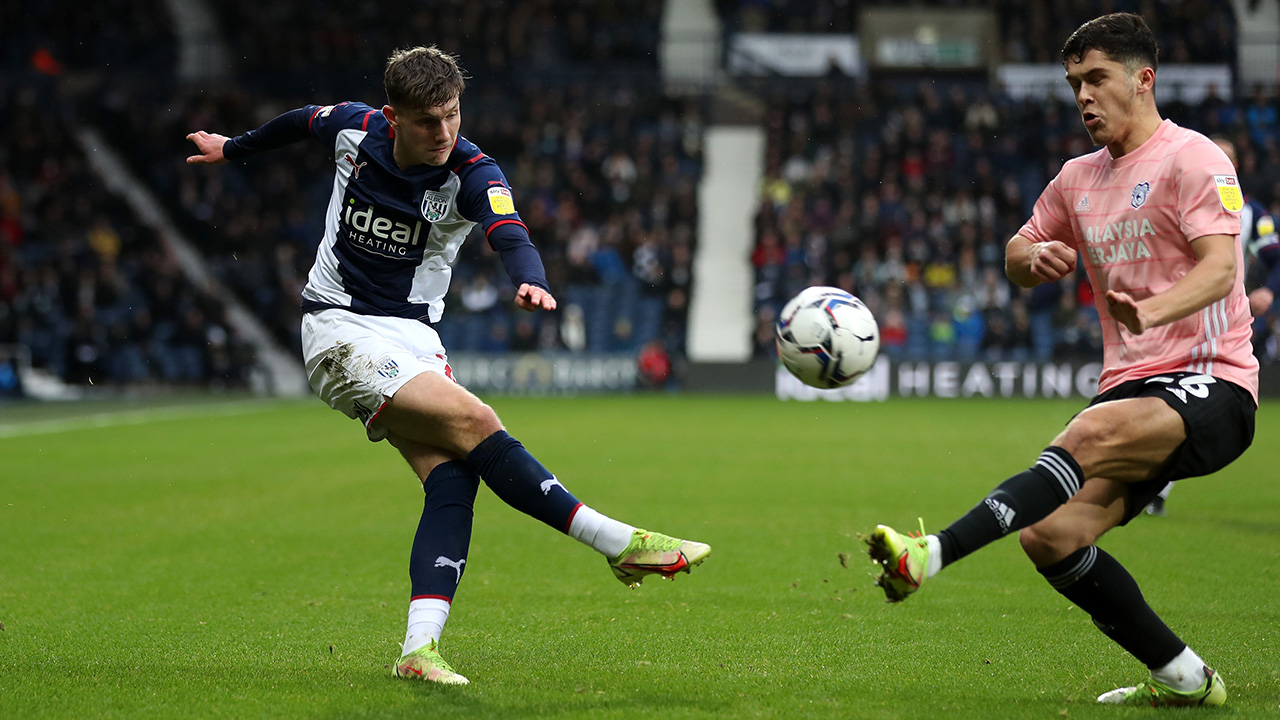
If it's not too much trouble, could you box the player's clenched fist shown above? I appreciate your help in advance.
[1028,240,1077,283]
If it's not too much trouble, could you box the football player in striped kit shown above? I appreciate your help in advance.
[186,46,709,686]
[864,14,1256,707]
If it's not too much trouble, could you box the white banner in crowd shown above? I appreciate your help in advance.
[729,34,863,77]
[776,358,1104,401]
[451,353,639,394]
[999,64,1234,104]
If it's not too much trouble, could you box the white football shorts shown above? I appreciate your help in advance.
[301,308,455,442]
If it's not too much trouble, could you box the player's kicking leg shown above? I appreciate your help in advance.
[864,521,935,602]
[464,428,710,588]
[382,372,711,589]
[864,444,1086,601]
[605,529,711,588]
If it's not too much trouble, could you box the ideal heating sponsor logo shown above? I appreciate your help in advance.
[342,198,424,258]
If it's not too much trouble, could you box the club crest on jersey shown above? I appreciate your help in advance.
[1214,175,1243,212]
[421,191,450,222]
[1130,181,1149,209]
[376,358,400,379]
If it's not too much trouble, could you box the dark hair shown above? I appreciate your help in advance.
[384,46,467,110]
[1060,13,1159,72]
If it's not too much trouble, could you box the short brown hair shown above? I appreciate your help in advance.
[384,46,467,110]
[1061,13,1159,73]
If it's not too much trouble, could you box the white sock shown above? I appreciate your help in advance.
[925,535,943,578]
[1151,646,1207,691]
[567,505,635,558]
[402,597,450,656]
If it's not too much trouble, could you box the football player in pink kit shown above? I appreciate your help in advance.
[864,14,1256,707]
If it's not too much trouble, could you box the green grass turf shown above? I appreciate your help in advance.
[1,394,1277,719]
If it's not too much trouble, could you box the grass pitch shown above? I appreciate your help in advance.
[1,394,1277,719]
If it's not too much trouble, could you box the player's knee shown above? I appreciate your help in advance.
[1056,415,1114,466]
[457,401,503,448]
[1019,521,1091,566]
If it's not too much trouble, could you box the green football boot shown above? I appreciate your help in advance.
[393,640,469,685]
[1097,667,1226,707]
[608,529,711,588]
[864,521,930,602]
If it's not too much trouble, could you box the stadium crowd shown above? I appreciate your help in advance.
[3,0,1277,394]
[91,0,701,372]
[717,0,1239,65]
[748,77,1280,364]
[1,1,257,391]
[0,81,255,390]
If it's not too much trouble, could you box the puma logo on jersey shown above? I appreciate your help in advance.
[540,477,565,495]
[343,154,367,179]
[434,556,466,583]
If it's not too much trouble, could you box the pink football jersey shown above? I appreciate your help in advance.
[1019,119,1259,401]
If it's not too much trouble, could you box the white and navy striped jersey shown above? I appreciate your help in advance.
[223,101,546,324]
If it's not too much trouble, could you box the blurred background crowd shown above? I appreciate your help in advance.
[2,0,1277,394]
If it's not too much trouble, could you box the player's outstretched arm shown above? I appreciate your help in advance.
[1006,234,1077,288]
[186,131,230,165]
[514,283,557,312]
[1106,233,1236,335]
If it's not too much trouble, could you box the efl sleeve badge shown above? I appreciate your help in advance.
[487,186,516,215]
[1213,175,1244,213]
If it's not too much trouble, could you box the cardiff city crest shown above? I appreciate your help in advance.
[1130,181,1150,209]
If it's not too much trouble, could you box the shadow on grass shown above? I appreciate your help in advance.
[320,682,736,720]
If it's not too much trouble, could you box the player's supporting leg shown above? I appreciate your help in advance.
[389,443,476,685]
[381,372,710,586]
[1023,481,1224,706]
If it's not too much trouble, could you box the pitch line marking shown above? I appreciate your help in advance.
[0,400,286,438]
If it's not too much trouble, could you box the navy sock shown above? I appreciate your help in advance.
[466,430,582,532]
[937,447,1083,566]
[1039,546,1187,669]
[409,461,480,600]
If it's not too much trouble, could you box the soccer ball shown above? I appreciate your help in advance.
[775,287,879,388]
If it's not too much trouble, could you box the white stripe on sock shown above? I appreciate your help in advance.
[1042,451,1081,494]
[1047,545,1097,588]
[1046,452,1082,494]
[1037,453,1079,497]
